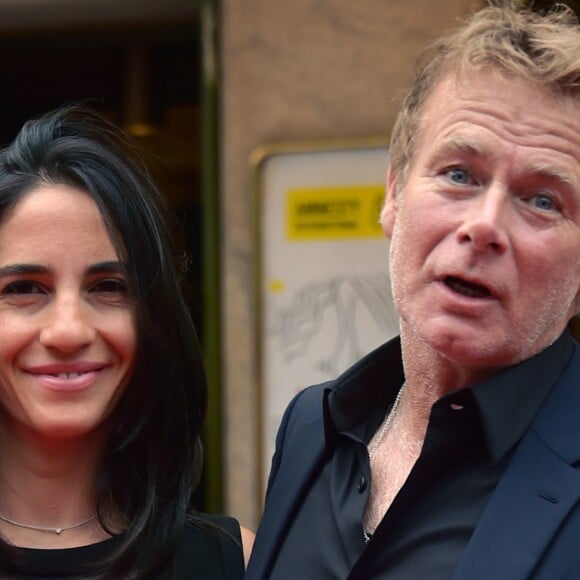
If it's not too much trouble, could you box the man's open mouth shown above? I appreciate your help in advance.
[444,276,491,298]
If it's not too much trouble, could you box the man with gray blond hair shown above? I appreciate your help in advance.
[247,3,580,579]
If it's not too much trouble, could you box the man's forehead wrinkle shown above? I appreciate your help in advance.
[419,91,580,181]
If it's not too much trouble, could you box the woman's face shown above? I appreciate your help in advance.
[0,183,136,441]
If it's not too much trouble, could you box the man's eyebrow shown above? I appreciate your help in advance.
[431,140,578,190]
[525,161,577,190]
[431,136,488,159]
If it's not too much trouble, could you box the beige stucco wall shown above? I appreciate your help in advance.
[221,0,482,529]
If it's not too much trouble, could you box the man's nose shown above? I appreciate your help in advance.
[455,185,510,254]
[39,294,96,352]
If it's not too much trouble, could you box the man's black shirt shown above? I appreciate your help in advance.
[268,333,574,579]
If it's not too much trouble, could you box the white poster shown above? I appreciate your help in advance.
[252,140,400,493]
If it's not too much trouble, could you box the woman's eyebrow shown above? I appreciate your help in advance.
[85,261,128,275]
[0,264,49,277]
[0,262,128,278]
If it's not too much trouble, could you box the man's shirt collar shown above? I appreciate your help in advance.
[324,332,576,463]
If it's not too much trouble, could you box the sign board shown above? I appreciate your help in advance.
[252,139,401,493]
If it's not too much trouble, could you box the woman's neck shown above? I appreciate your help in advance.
[0,421,109,548]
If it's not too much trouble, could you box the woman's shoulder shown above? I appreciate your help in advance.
[175,513,245,579]
[187,513,242,540]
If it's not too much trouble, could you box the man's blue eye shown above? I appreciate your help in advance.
[447,168,471,184]
[532,194,555,211]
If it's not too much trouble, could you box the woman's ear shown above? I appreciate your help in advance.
[380,165,399,238]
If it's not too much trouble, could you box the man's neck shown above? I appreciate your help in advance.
[398,323,500,422]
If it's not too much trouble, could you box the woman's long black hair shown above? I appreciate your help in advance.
[0,105,207,578]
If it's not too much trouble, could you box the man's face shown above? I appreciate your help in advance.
[381,71,580,374]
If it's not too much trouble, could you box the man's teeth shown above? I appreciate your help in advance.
[55,372,85,379]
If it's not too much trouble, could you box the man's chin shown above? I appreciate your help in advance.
[414,324,522,369]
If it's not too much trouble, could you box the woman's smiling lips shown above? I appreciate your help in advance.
[22,363,108,392]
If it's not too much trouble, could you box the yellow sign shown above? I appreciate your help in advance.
[286,185,385,240]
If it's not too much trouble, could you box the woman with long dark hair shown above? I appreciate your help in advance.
[0,105,251,578]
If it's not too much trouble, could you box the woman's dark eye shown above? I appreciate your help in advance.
[446,168,472,185]
[2,281,44,295]
[91,279,128,294]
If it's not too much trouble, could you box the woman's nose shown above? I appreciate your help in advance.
[39,294,96,352]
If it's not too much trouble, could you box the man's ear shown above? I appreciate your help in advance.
[380,165,399,238]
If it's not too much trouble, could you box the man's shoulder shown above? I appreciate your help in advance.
[279,383,328,436]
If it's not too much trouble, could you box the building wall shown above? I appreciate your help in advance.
[221,0,481,528]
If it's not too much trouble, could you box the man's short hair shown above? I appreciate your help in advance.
[389,2,580,188]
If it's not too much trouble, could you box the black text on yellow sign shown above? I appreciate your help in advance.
[286,185,385,241]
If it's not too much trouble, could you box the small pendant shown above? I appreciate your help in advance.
[55,528,63,535]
